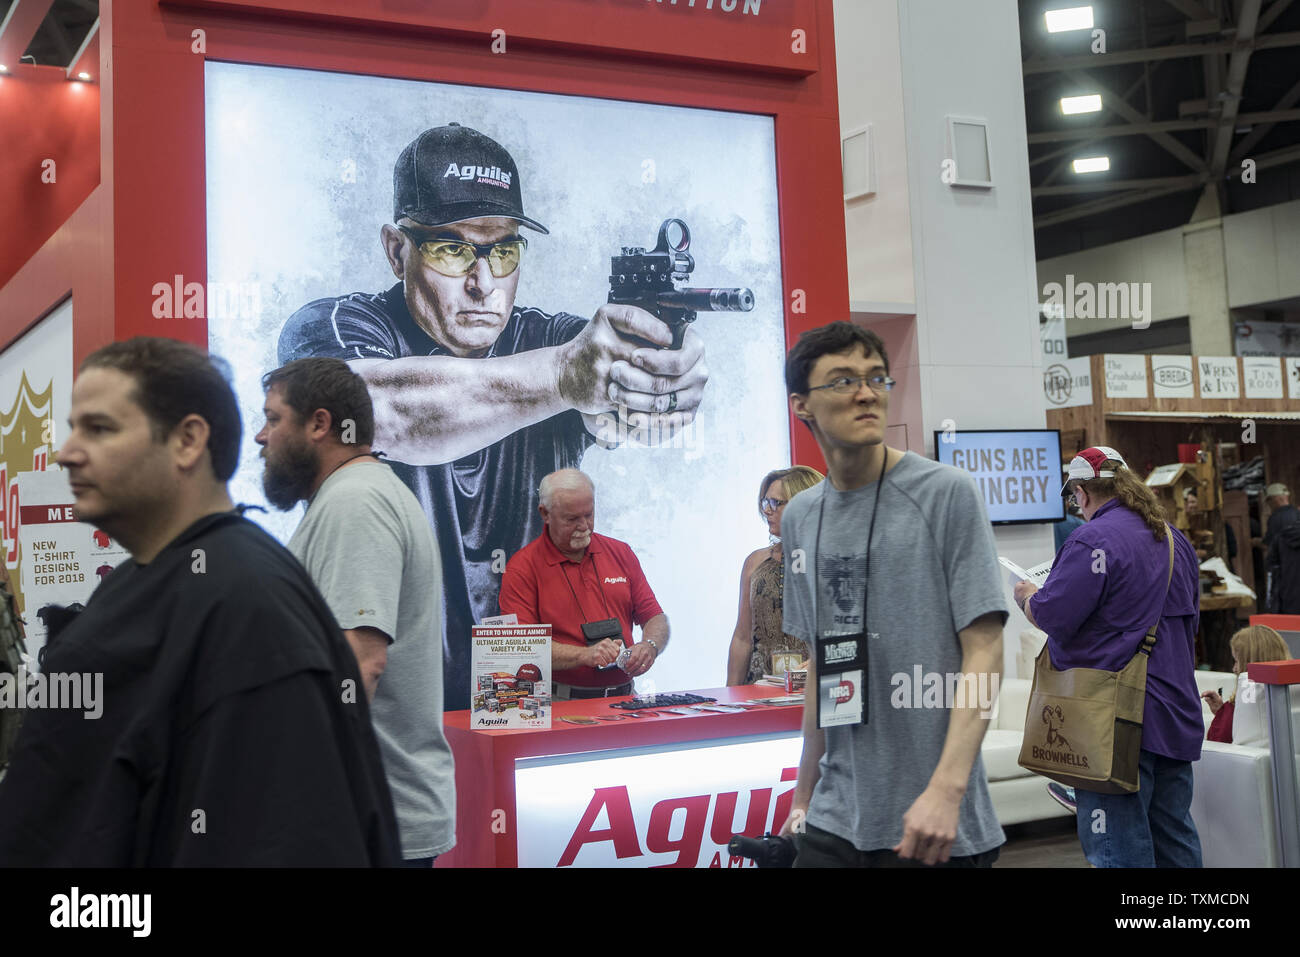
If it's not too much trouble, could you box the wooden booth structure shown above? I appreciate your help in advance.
[1046,353,1300,667]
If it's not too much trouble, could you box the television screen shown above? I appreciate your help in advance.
[932,429,1064,525]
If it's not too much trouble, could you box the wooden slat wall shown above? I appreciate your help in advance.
[1047,354,1300,454]
[1101,355,1299,416]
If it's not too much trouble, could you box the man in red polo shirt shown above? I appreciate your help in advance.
[499,469,669,699]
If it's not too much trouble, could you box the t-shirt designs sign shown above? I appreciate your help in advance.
[16,471,129,657]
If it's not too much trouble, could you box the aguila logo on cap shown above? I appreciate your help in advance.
[444,162,512,190]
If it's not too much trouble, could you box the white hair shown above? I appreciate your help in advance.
[539,469,594,510]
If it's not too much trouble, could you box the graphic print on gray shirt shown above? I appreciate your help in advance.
[781,451,1009,856]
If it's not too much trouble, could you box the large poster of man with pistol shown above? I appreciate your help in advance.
[205,64,788,705]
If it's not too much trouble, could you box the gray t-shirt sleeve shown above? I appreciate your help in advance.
[939,472,1010,634]
[780,492,815,644]
[303,488,404,641]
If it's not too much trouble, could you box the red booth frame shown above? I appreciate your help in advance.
[0,0,850,868]
[1,0,849,470]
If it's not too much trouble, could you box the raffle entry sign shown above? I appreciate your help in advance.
[471,625,552,729]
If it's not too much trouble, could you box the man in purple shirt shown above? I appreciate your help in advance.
[1014,447,1202,868]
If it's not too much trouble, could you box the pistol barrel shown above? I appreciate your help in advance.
[658,287,755,312]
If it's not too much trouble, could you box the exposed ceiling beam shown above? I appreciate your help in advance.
[1033,174,1206,197]
[1065,69,1208,172]
[1039,134,1103,186]
[1024,41,1230,74]
[1034,183,1199,229]
[1032,137,1102,168]
[1027,107,1300,143]
[1029,0,1300,233]
[1163,0,1217,19]
[1230,75,1300,163]
[1210,0,1263,181]
[67,17,98,79]
[1233,141,1300,173]
[1023,32,1300,74]
[0,0,57,68]
[1201,0,1224,174]
[1033,67,1165,185]
[1187,18,1226,37]
[1259,0,1296,33]
[1256,30,1300,49]
[42,9,75,64]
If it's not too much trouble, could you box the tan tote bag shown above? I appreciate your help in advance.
[1017,525,1174,794]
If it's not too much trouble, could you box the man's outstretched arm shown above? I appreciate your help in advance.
[351,304,707,466]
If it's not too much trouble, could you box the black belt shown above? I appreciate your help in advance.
[554,681,633,700]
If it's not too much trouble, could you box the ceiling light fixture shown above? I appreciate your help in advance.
[1045,6,1094,33]
[1060,94,1102,115]
[1072,156,1110,174]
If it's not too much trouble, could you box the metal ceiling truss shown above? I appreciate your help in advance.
[1027,0,1300,230]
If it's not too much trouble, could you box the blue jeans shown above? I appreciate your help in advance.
[1073,749,1201,868]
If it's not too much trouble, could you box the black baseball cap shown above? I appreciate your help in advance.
[393,123,549,234]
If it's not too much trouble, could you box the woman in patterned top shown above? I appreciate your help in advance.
[726,465,824,685]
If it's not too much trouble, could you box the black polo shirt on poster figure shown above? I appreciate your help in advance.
[279,284,595,710]
[0,512,401,866]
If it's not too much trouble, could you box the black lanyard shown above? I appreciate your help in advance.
[559,551,613,624]
[813,449,890,640]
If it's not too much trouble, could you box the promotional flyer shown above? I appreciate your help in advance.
[471,624,552,729]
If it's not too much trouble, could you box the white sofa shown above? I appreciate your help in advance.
[1189,669,1300,867]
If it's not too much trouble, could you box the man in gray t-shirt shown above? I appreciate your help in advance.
[257,358,456,866]
[779,322,1008,867]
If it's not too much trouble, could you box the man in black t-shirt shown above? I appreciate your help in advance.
[0,338,399,866]
[278,124,709,709]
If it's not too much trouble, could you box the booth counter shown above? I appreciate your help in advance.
[437,686,802,868]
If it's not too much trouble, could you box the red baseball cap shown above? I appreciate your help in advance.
[1061,446,1127,496]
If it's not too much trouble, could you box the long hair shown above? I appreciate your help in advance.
[1076,465,1167,542]
[758,465,824,519]
[1228,624,1290,693]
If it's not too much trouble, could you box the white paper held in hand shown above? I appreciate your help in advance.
[998,556,1054,593]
